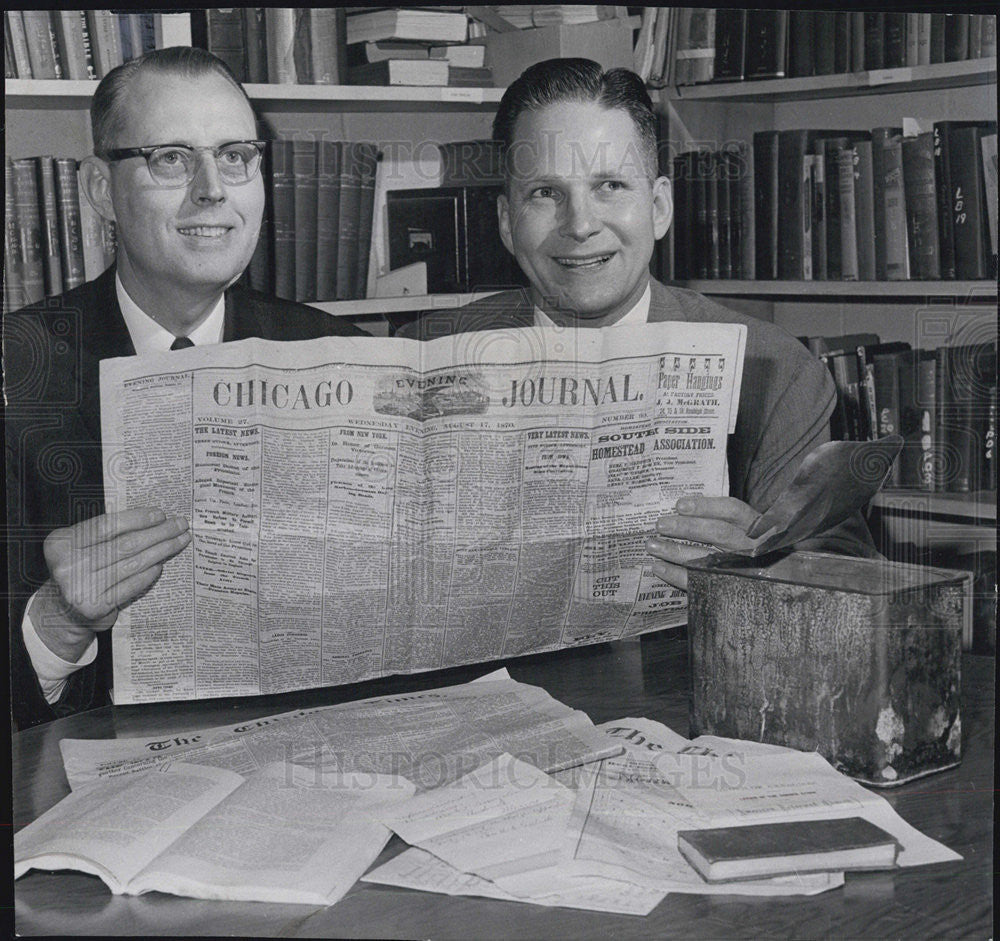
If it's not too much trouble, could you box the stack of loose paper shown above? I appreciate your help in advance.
[364,717,961,914]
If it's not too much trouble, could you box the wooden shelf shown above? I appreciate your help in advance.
[659,58,997,103]
[873,489,997,523]
[673,280,998,300]
[310,292,499,317]
[4,79,505,111]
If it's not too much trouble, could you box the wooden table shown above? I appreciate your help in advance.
[12,631,995,938]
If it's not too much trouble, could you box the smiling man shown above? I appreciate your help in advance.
[398,58,877,591]
[5,47,365,729]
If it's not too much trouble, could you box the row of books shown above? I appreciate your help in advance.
[635,9,996,88]
[245,139,379,304]
[802,333,997,494]
[750,121,998,283]
[4,157,116,314]
[4,11,191,80]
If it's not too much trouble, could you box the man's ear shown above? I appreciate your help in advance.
[497,191,515,256]
[79,156,117,222]
[651,175,672,240]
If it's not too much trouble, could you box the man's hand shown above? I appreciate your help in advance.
[30,508,191,663]
[646,495,761,592]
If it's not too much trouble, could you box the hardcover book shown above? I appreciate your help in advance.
[677,817,899,883]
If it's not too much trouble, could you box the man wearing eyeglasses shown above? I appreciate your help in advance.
[6,47,365,729]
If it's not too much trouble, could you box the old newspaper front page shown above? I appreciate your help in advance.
[100,322,745,703]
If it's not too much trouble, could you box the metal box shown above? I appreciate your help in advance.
[687,551,966,786]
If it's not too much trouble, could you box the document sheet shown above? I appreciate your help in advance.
[99,323,745,703]
[59,673,622,791]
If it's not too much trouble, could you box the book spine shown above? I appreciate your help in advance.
[930,14,947,64]
[777,132,812,279]
[7,12,33,78]
[243,9,268,84]
[671,155,689,280]
[982,130,998,273]
[986,386,997,492]
[852,141,876,281]
[292,138,318,301]
[834,12,852,74]
[725,149,743,279]
[712,9,746,82]
[814,13,837,76]
[206,9,247,82]
[901,132,941,280]
[968,15,983,59]
[933,124,958,280]
[788,11,814,78]
[981,14,997,58]
[821,139,846,280]
[858,348,879,441]
[266,8,297,83]
[54,157,85,291]
[4,159,25,311]
[354,143,379,299]
[127,13,145,60]
[753,131,779,280]
[316,140,341,300]
[12,159,44,304]
[52,11,90,80]
[336,143,362,300]
[35,157,63,297]
[874,353,904,483]
[156,12,193,48]
[883,13,906,69]
[86,11,122,77]
[22,10,59,79]
[293,8,312,84]
[904,13,921,67]
[916,13,932,66]
[944,14,969,62]
[949,125,988,279]
[744,10,787,79]
[693,150,709,280]
[809,153,827,280]
[850,13,866,72]
[898,351,930,488]
[820,353,848,440]
[864,13,885,70]
[838,148,860,281]
[270,139,296,299]
[706,151,721,279]
[717,150,733,279]
[309,8,345,84]
[246,145,272,293]
[735,141,754,280]
[118,13,133,63]
[917,353,937,490]
[880,132,910,280]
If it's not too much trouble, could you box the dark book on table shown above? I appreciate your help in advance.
[292,139,318,302]
[712,8,746,82]
[901,131,941,280]
[744,9,787,80]
[753,131,779,279]
[677,817,899,883]
[315,140,342,301]
[270,139,296,300]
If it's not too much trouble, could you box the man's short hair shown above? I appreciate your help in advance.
[492,58,659,184]
[91,46,253,157]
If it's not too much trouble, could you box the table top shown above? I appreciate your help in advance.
[12,631,995,939]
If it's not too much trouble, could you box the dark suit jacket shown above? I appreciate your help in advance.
[398,278,878,555]
[6,267,366,729]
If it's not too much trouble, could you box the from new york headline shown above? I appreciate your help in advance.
[100,322,746,705]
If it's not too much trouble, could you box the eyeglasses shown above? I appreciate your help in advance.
[103,140,268,187]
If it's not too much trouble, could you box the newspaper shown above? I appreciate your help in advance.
[100,323,746,703]
[58,672,622,792]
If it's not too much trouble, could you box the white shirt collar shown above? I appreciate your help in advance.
[533,282,651,328]
[116,273,226,354]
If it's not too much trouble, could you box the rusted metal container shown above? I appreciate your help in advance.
[686,550,966,786]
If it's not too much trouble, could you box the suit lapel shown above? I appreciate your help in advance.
[223,286,267,341]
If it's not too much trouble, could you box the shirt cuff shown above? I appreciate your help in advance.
[22,593,99,704]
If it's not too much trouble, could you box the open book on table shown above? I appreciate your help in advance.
[14,761,414,904]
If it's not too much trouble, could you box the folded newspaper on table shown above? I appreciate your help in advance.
[58,670,622,791]
[99,323,746,704]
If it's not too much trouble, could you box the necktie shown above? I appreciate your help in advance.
[170,336,195,350]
